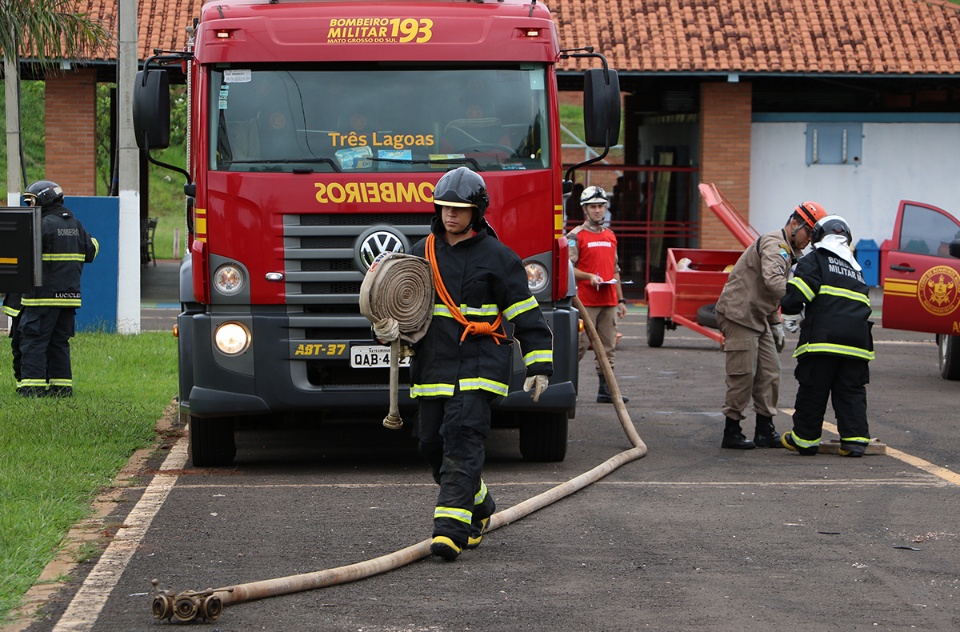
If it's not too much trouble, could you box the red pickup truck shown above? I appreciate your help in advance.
[880,200,960,380]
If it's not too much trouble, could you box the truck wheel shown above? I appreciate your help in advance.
[647,311,665,348]
[696,303,719,329]
[938,334,960,380]
[519,412,568,462]
[188,415,237,467]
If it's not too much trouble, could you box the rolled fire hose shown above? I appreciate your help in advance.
[357,252,434,430]
[151,296,646,622]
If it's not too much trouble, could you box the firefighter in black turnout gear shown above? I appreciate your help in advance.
[780,216,874,456]
[410,167,554,561]
[18,181,99,397]
[2,293,23,389]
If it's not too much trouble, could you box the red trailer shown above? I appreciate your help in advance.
[644,183,758,347]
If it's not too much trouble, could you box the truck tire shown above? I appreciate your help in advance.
[696,303,719,330]
[519,412,568,462]
[188,415,237,467]
[938,334,960,380]
[647,311,665,348]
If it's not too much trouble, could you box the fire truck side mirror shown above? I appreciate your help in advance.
[133,69,172,151]
[582,68,621,149]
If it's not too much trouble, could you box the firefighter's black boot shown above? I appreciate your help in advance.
[597,374,629,404]
[753,415,782,448]
[721,417,755,449]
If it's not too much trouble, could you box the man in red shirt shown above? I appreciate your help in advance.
[568,186,629,404]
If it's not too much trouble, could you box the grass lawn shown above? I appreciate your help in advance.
[0,331,178,625]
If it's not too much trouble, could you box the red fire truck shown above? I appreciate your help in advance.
[133,0,620,466]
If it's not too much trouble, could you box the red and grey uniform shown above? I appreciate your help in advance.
[19,203,99,394]
[781,248,874,455]
[568,224,621,370]
[715,227,802,421]
[410,218,553,547]
[2,293,23,388]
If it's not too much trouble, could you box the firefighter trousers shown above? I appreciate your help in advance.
[18,307,76,389]
[416,390,497,546]
[717,313,780,420]
[792,354,870,451]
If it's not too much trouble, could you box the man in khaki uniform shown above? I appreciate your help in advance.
[715,201,827,449]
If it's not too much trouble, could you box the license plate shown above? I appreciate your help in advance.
[350,344,411,369]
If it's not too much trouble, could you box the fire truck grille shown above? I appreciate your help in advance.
[284,212,431,386]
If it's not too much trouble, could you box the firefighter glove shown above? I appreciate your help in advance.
[523,375,549,402]
[772,323,786,352]
[782,313,801,334]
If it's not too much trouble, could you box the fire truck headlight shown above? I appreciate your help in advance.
[215,322,250,355]
[214,264,244,296]
[525,261,549,293]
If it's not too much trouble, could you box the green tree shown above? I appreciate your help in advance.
[2,0,111,199]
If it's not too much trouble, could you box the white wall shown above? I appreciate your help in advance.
[750,122,960,247]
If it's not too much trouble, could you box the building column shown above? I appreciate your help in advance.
[44,68,98,196]
[699,82,752,249]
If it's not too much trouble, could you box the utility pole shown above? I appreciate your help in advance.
[117,0,140,333]
[5,36,22,206]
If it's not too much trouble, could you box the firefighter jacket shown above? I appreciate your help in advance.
[2,293,22,318]
[781,247,875,361]
[21,203,99,308]
[716,227,802,333]
[409,218,554,399]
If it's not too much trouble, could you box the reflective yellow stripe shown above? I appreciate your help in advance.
[20,379,48,388]
[788,277,815,301]
[503,296,539,321]
[459,377,509,397]
[793,433,821,449]
[523,349,552,366]
[819,284,871,306]
[21,298,81,307]
[2,306,20,317]
[410,383,456,398]
[435,506,472,524]
[474,480,488,505]
[42,253,86,261]
[840,436,870,444]
[49,378,72,387]
[793,343,874,360]
[91,237,100,258]
[434,304,500,318]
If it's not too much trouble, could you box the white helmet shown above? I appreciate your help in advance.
[579,185,609,208]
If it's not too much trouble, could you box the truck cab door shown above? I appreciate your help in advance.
[881,200,960,334]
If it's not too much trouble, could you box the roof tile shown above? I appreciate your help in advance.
[71,0,960,76]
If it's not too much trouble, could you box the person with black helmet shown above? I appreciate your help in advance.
[780,215,874,457]
[714,201,828,449]
[409,167,554,561]
[17,181,99,397]
[567,185,629,404]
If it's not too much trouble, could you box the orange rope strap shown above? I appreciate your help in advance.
[426,233,507,344]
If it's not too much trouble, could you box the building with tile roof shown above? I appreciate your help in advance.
[12,0,960,291]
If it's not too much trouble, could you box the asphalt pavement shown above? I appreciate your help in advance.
[8,301,959,632]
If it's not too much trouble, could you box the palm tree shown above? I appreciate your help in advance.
[2,0,111,202]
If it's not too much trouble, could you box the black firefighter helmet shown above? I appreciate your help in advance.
[432,167,490,229]
[24,180,64,208]
[811,215,853,246]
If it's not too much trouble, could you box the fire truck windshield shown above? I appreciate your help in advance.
[210,65,550,173]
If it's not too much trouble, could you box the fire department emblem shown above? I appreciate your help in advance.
[917,265,960,317]
[356,227,408,271]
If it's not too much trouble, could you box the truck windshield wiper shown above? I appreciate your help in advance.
[367,156,483,171]
[221,158,343,173]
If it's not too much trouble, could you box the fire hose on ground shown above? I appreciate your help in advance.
[151,253,647,623]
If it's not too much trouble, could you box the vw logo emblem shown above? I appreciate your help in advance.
[356,227,409,271]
